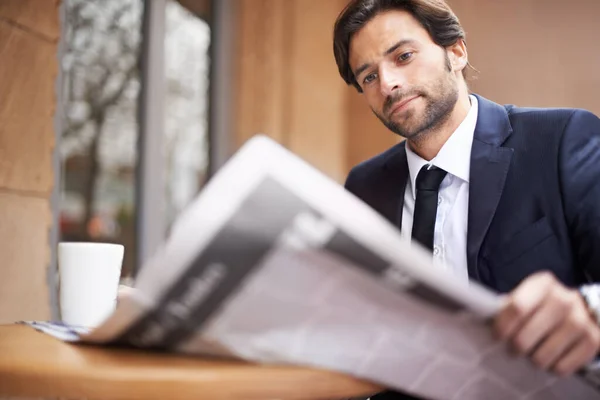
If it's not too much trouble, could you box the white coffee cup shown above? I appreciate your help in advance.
[58,242,124,328]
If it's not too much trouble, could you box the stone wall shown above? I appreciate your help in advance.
[0,0,60,323]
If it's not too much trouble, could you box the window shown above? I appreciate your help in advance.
[59,0,144,277]
[58,0,212,278]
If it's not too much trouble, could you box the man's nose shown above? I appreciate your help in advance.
[379,67,404,97]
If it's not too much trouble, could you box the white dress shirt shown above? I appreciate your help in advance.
[401,95,478,283]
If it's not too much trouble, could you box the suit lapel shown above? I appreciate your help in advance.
[382,142,409,230]
[467,95,514,281]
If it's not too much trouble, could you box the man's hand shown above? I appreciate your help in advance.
[494,272,600,376]
[117,284,134,304]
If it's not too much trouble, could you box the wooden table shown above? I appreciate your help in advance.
[0,325,381,400]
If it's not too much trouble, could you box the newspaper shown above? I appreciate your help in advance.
[29,135,600,399]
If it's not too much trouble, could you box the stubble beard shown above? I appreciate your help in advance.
[373,67,460,144]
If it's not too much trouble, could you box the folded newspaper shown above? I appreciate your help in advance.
[29,135,600,399]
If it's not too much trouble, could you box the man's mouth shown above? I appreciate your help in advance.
[388,95,419,116]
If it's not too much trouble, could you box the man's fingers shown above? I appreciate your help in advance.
[495,272,556,341]
[552,332,600,376]
[530,318,584,370]
[492,273,600,377]
[510,299,565,356]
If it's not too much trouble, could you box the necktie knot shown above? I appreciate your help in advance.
[416,165,447,191]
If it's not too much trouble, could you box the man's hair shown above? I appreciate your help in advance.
[333,0,469,92]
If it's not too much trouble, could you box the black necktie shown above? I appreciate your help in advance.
[411,165,447,252]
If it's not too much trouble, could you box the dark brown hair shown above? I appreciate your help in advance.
[333,0,469,92]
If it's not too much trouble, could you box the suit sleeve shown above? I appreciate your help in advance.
[344,167,359,193]
[559,109,600,281]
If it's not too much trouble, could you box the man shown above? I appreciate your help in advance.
[333,0,600,399]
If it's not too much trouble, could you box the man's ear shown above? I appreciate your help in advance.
[448,39,468,73]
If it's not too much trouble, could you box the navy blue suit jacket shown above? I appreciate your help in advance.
[344,94,600,293]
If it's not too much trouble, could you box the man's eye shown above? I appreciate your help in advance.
[363,73,377,84]
[398,52,413,62]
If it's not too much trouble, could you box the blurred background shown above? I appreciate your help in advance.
[0,0,599,322]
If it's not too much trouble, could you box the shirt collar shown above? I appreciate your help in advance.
[405,95,479,200]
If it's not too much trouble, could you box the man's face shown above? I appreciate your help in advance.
[349,10,460,140]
